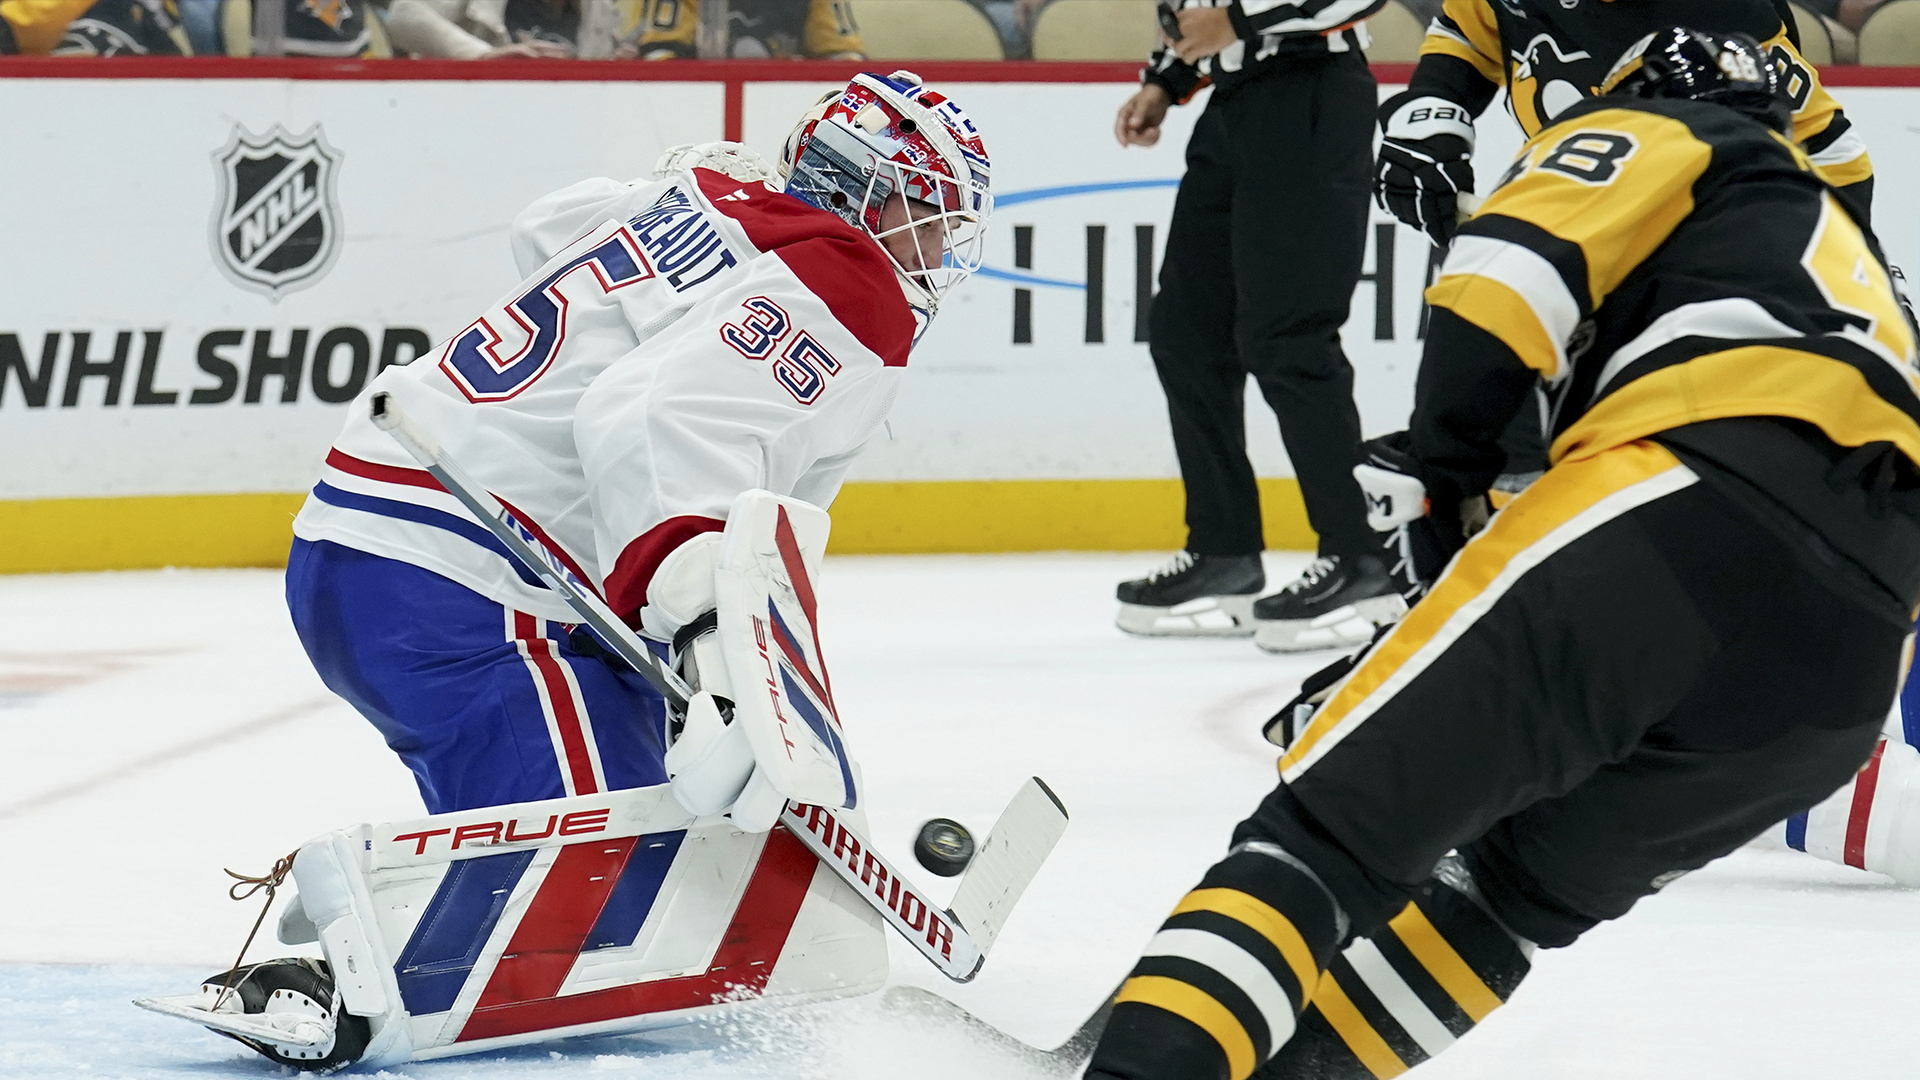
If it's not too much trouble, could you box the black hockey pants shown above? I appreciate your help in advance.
[1088,439,1910,1080]
[1150,52,1376,558]
[1264,439,1903,946]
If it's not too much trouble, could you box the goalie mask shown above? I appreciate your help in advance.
[1600,26,1790,135]
[780,70,993,319]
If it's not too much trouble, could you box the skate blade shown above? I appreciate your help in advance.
[1116,595,1256,638]
[134,994,331,1048]
[1254,595,1407,654]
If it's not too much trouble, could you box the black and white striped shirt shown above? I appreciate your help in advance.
[1143,0,1388,101]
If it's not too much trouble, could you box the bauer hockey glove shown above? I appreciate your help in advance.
[1376,91,1476,247]
[1355,432,1469,604]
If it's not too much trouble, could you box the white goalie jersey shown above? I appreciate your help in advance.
[294,165,916,627]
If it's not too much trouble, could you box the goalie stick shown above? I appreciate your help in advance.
[879,985,1113,1069]
[367,390,1067,982]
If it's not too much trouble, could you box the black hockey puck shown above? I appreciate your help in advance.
[912,817,976,877]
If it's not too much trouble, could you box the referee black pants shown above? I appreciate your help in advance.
[1151,53,1377,558]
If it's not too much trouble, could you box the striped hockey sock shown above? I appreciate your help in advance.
[1259,861,1533,1079]
[1086,841,1347,1080]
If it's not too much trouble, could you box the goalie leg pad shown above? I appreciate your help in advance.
[144,783,888,1067]
[1779,736,1920,886]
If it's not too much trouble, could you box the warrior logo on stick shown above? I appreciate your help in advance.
[210,124,343,298]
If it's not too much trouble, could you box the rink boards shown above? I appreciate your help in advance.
[2,59,1919,570]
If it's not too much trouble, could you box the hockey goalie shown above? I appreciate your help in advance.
[135,70,995,1070]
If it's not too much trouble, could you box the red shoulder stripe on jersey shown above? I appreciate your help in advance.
[604,515,727,622]
[693,170,914,369]
[326,448,442,491]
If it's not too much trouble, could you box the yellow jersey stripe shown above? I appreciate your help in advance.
[1552,345,1920,469]
[1310,973,1410,1079]
[1174,888,1322,1000]
[1763,29,1874,189]
[1426,0,1502,83]
[1812,151,1874,190]
[1281,442,1693,777]
[1426,272,1564,381]
[1387,903,1505,1023]
[1476,108,1707,310]
[1418,32,1502,84]
[1115,975,1258,1080]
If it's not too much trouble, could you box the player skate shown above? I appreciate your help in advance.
[1115,551,1264,636]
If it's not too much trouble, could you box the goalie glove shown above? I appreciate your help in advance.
[1375,92,1476,247]
[642,534,764,822]
[1355,432,1470,604]
[648,493,861,834]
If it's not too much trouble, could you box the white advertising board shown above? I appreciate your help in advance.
[0,66,1916,563]
[0,77,718,499]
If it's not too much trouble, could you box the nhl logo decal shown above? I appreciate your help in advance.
[210,124,343,298]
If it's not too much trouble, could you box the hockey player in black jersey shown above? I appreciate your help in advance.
[1085,27,1920,1080]
[1378,0,1873,246]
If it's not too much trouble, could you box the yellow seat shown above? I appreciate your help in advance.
[1785,1,1836,66]
[1363,0,1426,64]
[1859,0,1920,64]
[1030,0,1158,61]
[851,0,1004,60]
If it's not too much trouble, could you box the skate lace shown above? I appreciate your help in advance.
[1281,556,1339,594]
[1144,550,1196,583]
[208,850,300,1012]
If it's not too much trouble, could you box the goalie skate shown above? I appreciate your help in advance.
[137,958,369,1072]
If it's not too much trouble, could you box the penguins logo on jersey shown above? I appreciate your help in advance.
[210,124,344,299]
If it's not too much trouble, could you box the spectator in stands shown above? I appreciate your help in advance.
[200,0,393,57]
[1797,0,1890,32]
[51,0,189,54]
[385,0,581,57]
[629,0,863,59]
[979,0,1046,59]
[5,0,397,56]
[0,0,94,53]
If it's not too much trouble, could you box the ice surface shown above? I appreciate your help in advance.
[2,555,1918,1078]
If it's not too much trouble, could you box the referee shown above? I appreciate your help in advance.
[1113,0,1401,653]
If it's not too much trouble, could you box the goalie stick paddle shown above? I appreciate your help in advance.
[368,391,1067,982]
